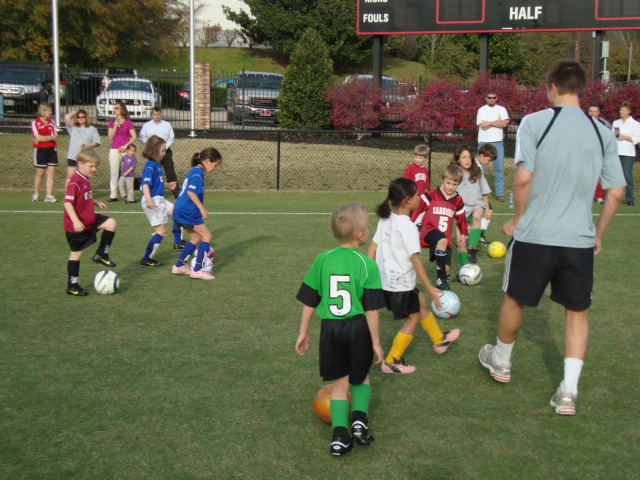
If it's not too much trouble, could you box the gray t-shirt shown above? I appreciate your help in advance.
[66,125,100,161]
[457,170,491,216]
[514,105,626,248]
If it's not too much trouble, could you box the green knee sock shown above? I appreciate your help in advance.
[350,383,371,415]
[458,251,469,267]
[469,228,481,248]
[330,399,350,429]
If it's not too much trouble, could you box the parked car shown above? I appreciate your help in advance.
[96,77,161,120]
[100,67,138,91]
[0,62,51,114]
[342,74,407,123]
[226,71,284,124]
[212,78,234,88]
[176,82,190,110]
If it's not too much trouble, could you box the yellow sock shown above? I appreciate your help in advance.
[421,312,444,345]
[386,331,414,364]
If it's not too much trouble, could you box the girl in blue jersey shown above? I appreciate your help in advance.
[172,147,222,280]
[139,135,182,267]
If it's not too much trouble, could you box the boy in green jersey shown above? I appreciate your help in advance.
[296,203,386,456]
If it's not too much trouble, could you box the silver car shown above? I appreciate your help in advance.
[96,77,160,120]
[226,71,284,124]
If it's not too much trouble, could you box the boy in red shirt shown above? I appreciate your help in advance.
[414,165,468,291]
[64,149,118,296]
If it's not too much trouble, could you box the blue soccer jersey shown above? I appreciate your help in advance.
[140,160,165,197]
[173,166,206,225]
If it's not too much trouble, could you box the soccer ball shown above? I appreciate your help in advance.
[190,254,213,273]
[488,241,506,258]
[94,270,119,295]
[459,263,483,286]
[207,247,216,259]
[431,290,461,319]
[314,384,351,425]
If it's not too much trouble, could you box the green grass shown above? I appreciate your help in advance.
[1,189,639,479]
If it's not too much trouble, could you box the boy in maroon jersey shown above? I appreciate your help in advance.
[64,149,118,296]
[414,165,468,291]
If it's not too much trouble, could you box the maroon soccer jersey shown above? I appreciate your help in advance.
[31,117,57,148]
[64,171,96,232]
[403,163,429,196]
[416,188,468,249]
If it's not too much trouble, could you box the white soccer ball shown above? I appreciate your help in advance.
[431,290,461,319]
[190,255,213,273]
[459,263,483,286]
[94,270,119,295]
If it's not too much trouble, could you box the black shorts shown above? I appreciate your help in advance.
[67,158,77,168]
[319,315,373,385]
[34,147,59,168]
[423,229,452,264]
[503,240,594,311]
[65,215,110,252]
[384,288,420,320]
[175,221,195,230]
[161,148,177,184]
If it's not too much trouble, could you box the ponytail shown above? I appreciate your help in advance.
[192,147,222,167]
[376,177,417,218]
[375,196,392,218]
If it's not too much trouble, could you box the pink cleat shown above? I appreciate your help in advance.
[171,264,192,275]
[190,268,215,280]
[433,329,461,355]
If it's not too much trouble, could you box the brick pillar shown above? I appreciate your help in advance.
[194,63,211,130]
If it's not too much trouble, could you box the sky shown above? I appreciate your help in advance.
[202,0,244,29]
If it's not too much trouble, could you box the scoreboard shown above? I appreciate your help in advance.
[357,0,640,35]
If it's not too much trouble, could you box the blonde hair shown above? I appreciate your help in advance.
[331,203,370,243]
[414,144,430,157]
[37,103,52,117]
[442,164,463,184]
[76,148,100,165]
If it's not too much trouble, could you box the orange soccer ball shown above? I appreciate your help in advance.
[313,384,352,424]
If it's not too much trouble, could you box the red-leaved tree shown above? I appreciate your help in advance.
[326,82,383,139]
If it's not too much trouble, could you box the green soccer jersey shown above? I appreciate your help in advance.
[296,247,385,320]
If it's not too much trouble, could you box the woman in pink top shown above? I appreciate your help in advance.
[107,102,137,201]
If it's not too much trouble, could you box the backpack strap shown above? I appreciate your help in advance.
[536,107,562,149]
[585,112,605,157]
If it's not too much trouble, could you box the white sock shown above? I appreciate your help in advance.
[481,218,490,231]
[560,358,584,396]
[495,338,514,364]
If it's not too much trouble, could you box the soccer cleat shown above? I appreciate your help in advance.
[189,268,215,280]
[478,235,490,246]
[66,283,88,296]
[31,193,39,202]
[44,194,58,202]
[433,328,461,355]
[381,357,416,374]
[330,429,353,456]
[171,264,192,275]
[550,388,577,416]
[93,253,117,268]
[140,258,164,267]
[594,198,604,204]
[468,247,477,263]
[451,275,461,283]
[435,276,451,291]
[478,344,511,383]
[351,418,374,446]
[173,241,186,252]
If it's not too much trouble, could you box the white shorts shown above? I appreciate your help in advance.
[141,195,173,227]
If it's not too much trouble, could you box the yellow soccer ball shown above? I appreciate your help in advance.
[488,241,506,259]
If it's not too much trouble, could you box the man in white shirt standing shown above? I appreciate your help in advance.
[477,92,509,201]
[139,107,178,198]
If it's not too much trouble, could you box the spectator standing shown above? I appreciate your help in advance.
[31,103,58,202]
[611,101,640,206]
[588,105,612,204]
[477,91,509,201]
[64,109,100,183]
[107,102,137,202]
[139,107,178,198]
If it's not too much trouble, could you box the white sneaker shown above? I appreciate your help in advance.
[550,387,577,415]
[44,194,58,203]
[31,193,39,202]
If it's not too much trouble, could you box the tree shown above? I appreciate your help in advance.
[326,82,383,138]
[223,0,372,64]
[279,28,334,130]
[221,29,240,47]
[199,23,222,47]
[221,6,265,48]
[172,0,206,48]
[417,35,476,80]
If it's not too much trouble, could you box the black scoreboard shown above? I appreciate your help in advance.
[357,0,640,34]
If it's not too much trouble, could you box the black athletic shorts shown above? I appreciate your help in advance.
[503,239,594,311]
[384,288,420,320]
[161,148,177,184]
[65,215,110,252]
[423,229,452,264]
[319,315,373,384]
[34,147,59,168]
[67,158,77,168]
[175,221,195,230]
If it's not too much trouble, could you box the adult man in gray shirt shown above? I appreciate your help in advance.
[139,107,178,198]
[478,59,626,415]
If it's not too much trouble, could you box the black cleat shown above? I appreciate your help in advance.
[478,235,490,246]
[451,275,461,283]
[140,258,164,267]
[173,241,186,252]
[67,283,88,296]
[351,418,374,446]
[436,276,451,291]
[468,248,477,263]
[330,428,353,456]
[93,253,117,267]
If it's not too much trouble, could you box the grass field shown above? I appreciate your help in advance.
[1,189,639,479]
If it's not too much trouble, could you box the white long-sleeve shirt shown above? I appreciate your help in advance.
[138,119,175,148]
[612,116,640,157]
